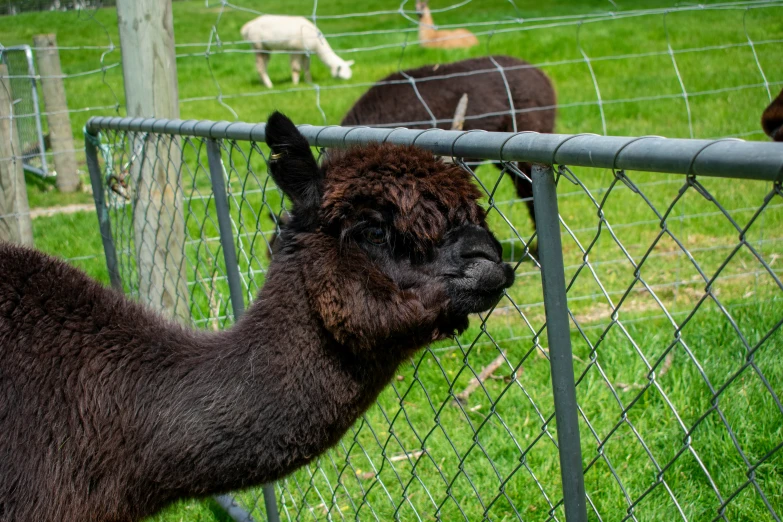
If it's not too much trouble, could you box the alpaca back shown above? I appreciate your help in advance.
[0,243,121,519]
[241,15,331,55]
[342,56,555,134]
[0,243,193,521]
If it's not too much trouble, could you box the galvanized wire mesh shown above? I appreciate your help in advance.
[559,166,783,521]
[90,128,282,328]
[85,120,783,522]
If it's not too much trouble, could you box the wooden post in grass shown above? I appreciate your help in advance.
[0,64,34,246]
[116,0,189,322]
[33,34,80,193]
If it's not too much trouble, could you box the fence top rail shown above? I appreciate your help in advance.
[85,116,783,182]
[0,45,32,52]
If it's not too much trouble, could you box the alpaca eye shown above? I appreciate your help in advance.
[362,227,387,245]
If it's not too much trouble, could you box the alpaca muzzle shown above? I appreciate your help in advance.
[442,224,515,315]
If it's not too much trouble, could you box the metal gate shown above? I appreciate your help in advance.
[1,44,49,178]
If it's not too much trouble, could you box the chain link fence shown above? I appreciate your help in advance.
[84,117,783,522]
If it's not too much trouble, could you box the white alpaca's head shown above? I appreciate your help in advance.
[331,59,354,80]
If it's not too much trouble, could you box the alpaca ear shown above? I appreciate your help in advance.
[345,60,355,67]
[264,111,322,215]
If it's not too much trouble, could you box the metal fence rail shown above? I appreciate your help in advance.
[84,116,783,522]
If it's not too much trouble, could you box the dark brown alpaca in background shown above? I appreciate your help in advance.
[0,112,513,522]
[342,55,556,255]
[761,87,783,142]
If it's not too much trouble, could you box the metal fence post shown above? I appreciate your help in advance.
[531,164,588,521]
[84,130,122,291]
[206,138,280,522]
[206,139,245,317]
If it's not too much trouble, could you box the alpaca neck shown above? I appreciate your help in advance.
[419,9,438,41]
[141,261,400,503]
[312,40,343,68]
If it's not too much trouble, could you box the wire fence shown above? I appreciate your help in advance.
[185,0,783,134]
[155,0,783,142]
[85,115,783,522]
[2,0,782,161]
[0,5,121,166]
[1,0,113,16]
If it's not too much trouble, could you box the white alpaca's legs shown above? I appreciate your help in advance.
[290,54,304,85]
[304,54,312,83]
[255,49,273,88]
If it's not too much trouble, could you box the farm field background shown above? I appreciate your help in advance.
[1,0,782,520]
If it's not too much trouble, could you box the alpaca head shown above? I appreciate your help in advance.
[264,112,514,351]
[415,0,430,18]
[762,87,783,142]
[331,59,354,80]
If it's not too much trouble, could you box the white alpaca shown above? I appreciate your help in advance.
[241,15,355,88]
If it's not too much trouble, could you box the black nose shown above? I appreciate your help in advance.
[457,224,502,264]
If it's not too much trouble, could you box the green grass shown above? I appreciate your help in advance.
[2,0,783,520]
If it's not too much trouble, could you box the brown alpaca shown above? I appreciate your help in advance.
[0,112,514,522]
[761,87,783,142]
[416,0,479,49]
[342,56,556,256]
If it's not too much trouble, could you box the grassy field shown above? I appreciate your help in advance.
[2,0,783,520]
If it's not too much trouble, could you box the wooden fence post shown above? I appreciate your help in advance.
[33,34,79,192]
[116,0,189,322]
[0,64,34,246]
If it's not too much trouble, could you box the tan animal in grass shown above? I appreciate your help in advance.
[416,0,479,49]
